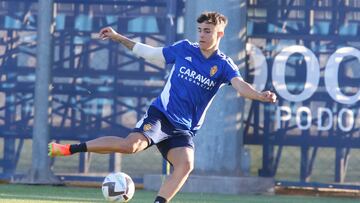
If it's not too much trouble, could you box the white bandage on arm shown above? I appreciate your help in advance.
[132,42,165,63]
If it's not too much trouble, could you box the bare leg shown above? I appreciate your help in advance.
[157,147,194,201]
[86,132,149,154]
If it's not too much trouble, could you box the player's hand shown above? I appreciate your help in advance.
[99,26,119,40]
[261,91,277,103]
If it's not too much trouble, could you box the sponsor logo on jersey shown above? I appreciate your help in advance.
[185,56,192,62]
[143,124,152,131]
[178,66,216,90]
[210,65,218,77]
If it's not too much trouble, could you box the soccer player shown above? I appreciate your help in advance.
[48,11,277,203]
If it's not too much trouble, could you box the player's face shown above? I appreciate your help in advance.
[197,23,222,52]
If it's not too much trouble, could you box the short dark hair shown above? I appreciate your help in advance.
[196,11,228,28]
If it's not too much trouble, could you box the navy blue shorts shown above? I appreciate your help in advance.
[132,106,195,160]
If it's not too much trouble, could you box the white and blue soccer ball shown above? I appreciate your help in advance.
[102,172,135,202]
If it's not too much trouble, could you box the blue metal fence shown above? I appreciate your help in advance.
[245,0,360,190]
[0,0,182,181]
[1,0,359,191]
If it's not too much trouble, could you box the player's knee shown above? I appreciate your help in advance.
[122,140,144,154]
[186,161,194,173]
[121,143,139,154]
[121,134,147,154]
[176,160,194,175]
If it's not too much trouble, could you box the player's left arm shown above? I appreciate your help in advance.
[230,77,277,103]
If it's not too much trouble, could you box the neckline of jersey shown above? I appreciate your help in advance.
[197,47,220,61]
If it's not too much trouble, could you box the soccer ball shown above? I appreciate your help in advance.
[102,172,135,202]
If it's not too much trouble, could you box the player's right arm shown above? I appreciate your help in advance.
[99,26,165,63]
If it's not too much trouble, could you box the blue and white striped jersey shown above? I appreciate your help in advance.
[151,40,241,131]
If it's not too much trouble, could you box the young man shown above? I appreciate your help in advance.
[48,11,276,203]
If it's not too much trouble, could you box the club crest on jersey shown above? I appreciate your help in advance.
[143,124,152,131]
[210,65,218,77]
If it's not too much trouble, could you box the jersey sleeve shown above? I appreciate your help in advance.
[162,40,188,64]
[224,58,242,83]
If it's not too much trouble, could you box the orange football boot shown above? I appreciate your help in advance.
[48,142,71,157]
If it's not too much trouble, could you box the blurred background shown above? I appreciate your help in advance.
[0,0,359,192]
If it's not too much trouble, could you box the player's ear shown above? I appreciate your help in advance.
[217,31,224,38]
[216,24,225,38]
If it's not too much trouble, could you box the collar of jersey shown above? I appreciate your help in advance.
[197,47,221,61]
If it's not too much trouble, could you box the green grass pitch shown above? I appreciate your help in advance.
[0,184,358,203]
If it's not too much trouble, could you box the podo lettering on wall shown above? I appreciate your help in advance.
[246,43,360,132]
